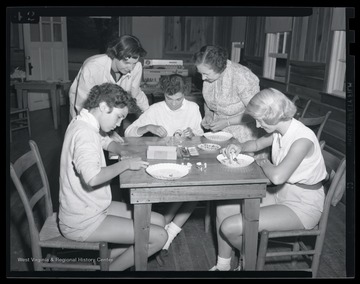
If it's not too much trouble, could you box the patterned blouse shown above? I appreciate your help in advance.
[202,60,260,142]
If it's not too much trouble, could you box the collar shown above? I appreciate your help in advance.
[274,118,295,149]
[77,108,100,131]
[164,98,188,112]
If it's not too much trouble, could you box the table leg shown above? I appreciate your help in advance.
[50,89,58,129]
[133,203,152,271]
[242,198,261,270]
[15,89,23,109]
[56,87,61,126]
[15,89,27,118]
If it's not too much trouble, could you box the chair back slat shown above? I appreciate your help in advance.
[299,111,331,140]
[300,99,312,119]
[29,187,47,209]
[300,116,326,126]
[29,140,53,216]
[12,150,37,178]
[10,162,41,241]
[318,149,346,228]
[331,168,346,206]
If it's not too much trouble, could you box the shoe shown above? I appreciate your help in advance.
[155,249,168,266]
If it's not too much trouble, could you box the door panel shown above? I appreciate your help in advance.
[23,16,68,81]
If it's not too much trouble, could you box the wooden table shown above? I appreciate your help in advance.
[12,80,70,130]
[119,136,269,271]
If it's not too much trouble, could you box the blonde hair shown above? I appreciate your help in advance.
[246,88,297,125]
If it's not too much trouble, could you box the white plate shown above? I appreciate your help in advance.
[197,143,221,151]
[203,131,233,142]
[146,163,190,180]
[217,154,255,168]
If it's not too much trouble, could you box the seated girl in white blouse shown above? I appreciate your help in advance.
[125,74,204,265]
[210,88,327,271]
[125,74,204,138]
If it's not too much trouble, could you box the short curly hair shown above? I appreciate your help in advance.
[159,74,190,96]
[83,83,141,114]
[192,45,228,74]
[246,88,297,125]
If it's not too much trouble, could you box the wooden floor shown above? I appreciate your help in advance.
[8,106,351,278]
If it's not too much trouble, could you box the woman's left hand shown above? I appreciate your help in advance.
[209,118,228,132]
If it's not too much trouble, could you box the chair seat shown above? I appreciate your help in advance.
[39,213,103,250]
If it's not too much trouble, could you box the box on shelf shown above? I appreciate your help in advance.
[147,146,177,160]
[144,59,183,67]
[143,68,189,84]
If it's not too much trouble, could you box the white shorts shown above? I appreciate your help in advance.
[261,183,325,229]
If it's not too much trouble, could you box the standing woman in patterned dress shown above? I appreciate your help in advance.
[192,45,260,143]
[193,45,262,271]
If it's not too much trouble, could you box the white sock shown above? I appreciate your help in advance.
[162,222,182,250]
[216,256,231,271]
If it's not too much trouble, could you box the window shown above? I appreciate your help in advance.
[263,31,291,83]
[326,30,346,98]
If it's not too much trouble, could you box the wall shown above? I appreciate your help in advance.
[231,17,247,42]
[133,17,164,59]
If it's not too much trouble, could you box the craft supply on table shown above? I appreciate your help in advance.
[147,146,177,160]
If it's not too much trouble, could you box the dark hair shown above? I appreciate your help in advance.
[192,45,228,74]
[83,83,141,114]
[106,35,147,61]
[159,74,190,96]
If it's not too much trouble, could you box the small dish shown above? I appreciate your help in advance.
[216,153,254,168]
[197,143,221,151]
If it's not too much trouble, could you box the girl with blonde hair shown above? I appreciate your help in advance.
[210,88,327,271]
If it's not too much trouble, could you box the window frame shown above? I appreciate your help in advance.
[262,31,290,83]
[325,30,346,98]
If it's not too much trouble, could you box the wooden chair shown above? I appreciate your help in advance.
[299,111,332,140]
[256,148,346,277]
[10,140,109,271]
[292,95,311,119]
[10,107,31,143]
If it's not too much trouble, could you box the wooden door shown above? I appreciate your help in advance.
[23,16,69,81]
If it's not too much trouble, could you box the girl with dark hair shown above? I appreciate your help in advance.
[124,74,203,137]
[69,35,149,122]
[59,83,167,271]
[124,74,204,265]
